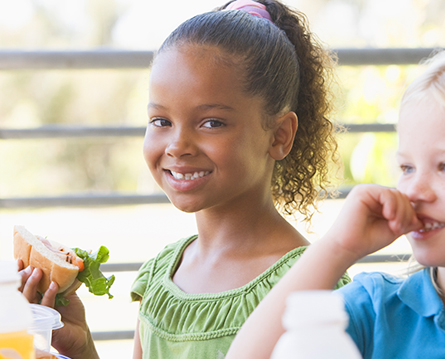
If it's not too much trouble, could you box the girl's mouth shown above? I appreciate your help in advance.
[419,221,445,233]
[169,170,211,181]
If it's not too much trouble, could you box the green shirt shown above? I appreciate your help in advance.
[131,235,350,359]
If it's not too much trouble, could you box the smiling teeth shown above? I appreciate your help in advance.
[420,222,445,232]
[171,171,210,180]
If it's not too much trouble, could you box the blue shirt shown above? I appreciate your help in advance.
[338,269,445,358]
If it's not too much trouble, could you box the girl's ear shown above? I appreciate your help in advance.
[269,111,298,160]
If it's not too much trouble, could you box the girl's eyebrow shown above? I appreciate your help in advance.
[147,103,165,110]
[197,103,235,111]
[147,103,234,111]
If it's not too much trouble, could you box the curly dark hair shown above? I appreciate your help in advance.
[158,0,340,221]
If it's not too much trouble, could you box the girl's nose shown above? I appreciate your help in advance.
[165,129,196,158]
[403,174,437,205]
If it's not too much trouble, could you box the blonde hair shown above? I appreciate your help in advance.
[401,50,445,109]
[430,267,443,296]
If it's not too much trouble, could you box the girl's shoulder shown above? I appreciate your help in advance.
[337,268,436,311]
[132,243,349,337]
[132,245,310,339]
[352,271,405,286]
[338,269,444,358]
[130,235,197,301]
[338,271,405,300]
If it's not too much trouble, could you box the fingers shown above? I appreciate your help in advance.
[18,265,33,292]
[17,258,24,271]
[41,281,58,307]
[22,267,43,303]
[380,188,423,236]
[18,264,59,311]
[346,184,422,240]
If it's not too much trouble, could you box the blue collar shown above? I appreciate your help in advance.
[398,268,443,317]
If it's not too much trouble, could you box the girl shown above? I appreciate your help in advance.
[19,1,349,358]
[226,51,445,359]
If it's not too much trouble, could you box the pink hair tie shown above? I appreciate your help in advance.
[225,0,273,23]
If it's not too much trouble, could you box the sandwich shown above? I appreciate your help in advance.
[13,225,115,306]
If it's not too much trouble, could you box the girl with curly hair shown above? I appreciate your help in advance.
[20,1,349,358]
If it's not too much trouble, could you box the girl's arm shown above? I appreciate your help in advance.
[132,318,142,359]
[226,184,422,359]
[18,263,100,359]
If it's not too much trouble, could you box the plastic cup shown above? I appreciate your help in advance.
[28,304,64,352]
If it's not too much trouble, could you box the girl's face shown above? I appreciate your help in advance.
[397,95,445,267]
[143,45,277,213]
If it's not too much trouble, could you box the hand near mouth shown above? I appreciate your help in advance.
[324,184,423,264]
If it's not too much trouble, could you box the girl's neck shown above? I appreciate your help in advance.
[173,195,309,294]
[193,194,308,255]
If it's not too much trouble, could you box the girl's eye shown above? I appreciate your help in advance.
[150,118,171,127]
[202,119,224,128]
[400,164,414,174]
[439,162,445,172]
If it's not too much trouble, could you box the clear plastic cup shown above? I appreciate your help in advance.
[28,304,64,352]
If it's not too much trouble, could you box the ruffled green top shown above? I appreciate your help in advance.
[131,235,350,359]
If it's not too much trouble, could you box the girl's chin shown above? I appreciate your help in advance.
[169,197,204,213]
[174,206,199,214]
[410,249,445,268]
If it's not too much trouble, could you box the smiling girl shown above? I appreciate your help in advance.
[226,51,445,359]
[19,1,350,358]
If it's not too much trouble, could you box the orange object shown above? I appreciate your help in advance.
[0,330,35,359]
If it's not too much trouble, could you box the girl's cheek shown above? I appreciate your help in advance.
[142,141,151,163]
[142,139,157,167]
[396,177,406,193]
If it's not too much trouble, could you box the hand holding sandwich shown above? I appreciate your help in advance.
[15,225,115,359]
[19,262,100,359]
[14,225,114,306]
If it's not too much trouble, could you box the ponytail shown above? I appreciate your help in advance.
[158,0,340,221]
[261,0,340,219]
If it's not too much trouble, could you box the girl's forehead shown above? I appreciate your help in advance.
[149,44,249,97]
[148,43,265,112]
[154,44,239,70]
[398,96,445,143]
[400,94,444,119]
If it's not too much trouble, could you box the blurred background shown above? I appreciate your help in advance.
[1,0,444,356]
